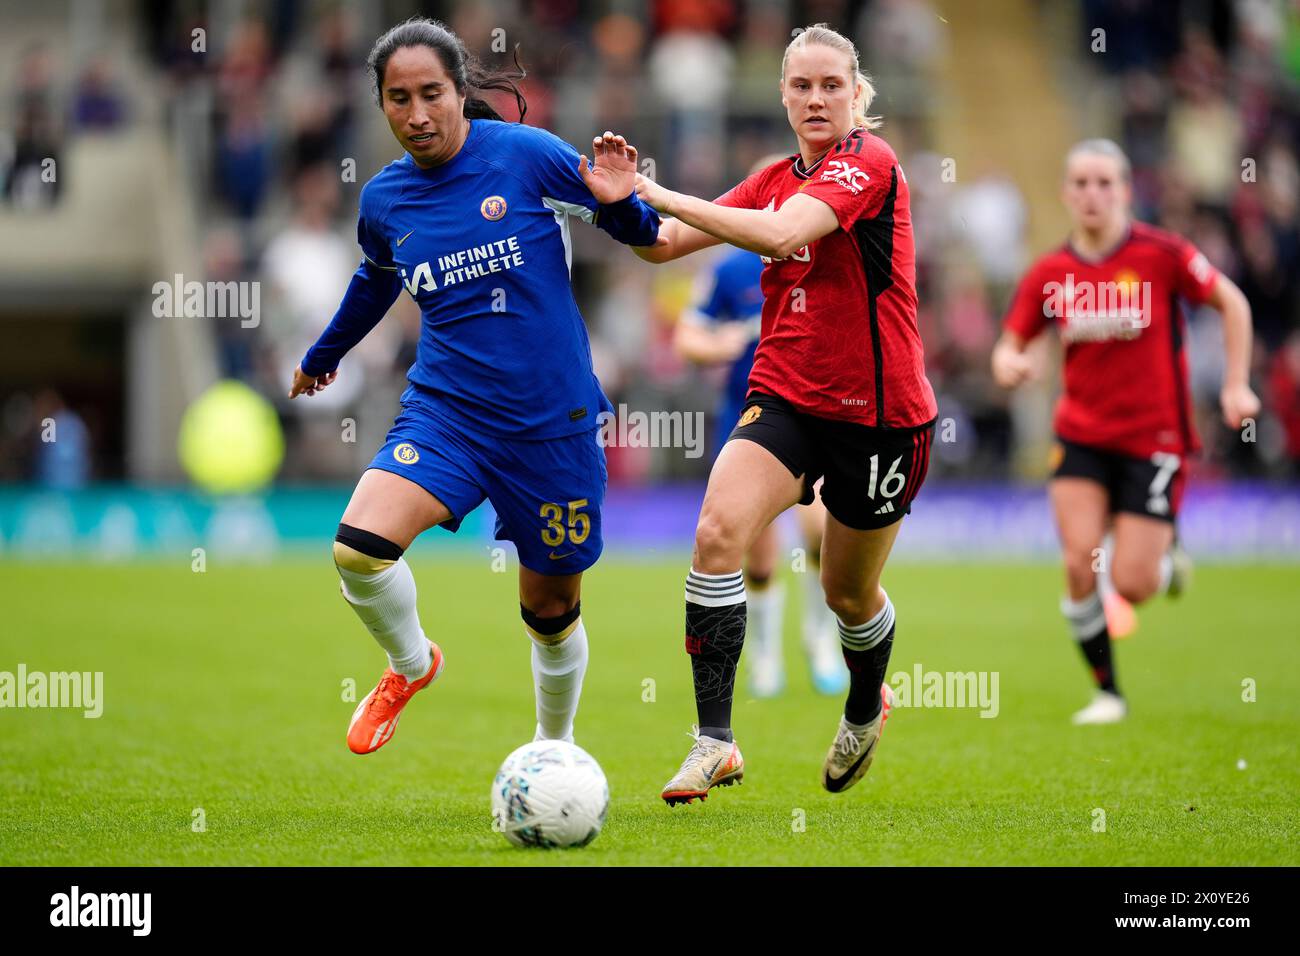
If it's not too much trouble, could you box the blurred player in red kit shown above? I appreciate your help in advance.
[992,139,1259,725]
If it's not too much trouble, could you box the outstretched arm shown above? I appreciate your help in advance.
[675,317,754,364]
[990,329,1036,389]
[632,218,722,264]
[635,173,839,260]
[289,260,402,399]
[1206,273,1261,428]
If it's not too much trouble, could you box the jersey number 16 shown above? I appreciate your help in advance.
[867,455,906,500]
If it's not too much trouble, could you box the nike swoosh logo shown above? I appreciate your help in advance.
[396,230,414,246]
[549,550,576,560]
[705,756,725,779]
[825,738,876,793]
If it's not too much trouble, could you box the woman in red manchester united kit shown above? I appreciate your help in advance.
[626,24,937,803]
[992,139,1259,725]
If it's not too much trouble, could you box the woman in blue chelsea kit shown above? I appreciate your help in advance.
[288,19,660,756]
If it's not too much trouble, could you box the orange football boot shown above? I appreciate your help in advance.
[1103,592,1138,640]
[347,641,444,754]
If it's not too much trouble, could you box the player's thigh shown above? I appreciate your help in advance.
[489,429,606,580]
[346,407,491,549]
[695,437,804,571]
[819,513,904,624]
[341,468,453,550]
[1110,513,1174,603]
[1048,477,1111,579]
[745,521,782,581]
[1049,440,1118,558]
[696,392,815,568]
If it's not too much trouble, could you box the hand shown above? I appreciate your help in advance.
[1220,381,1261,430]
[289,365,337,399]
[578,130,639,204]
[991,341,1035,389]
[635,172,675,215]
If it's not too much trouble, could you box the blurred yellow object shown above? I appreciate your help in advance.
[178,380,285,495]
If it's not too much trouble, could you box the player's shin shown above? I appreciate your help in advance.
[685,569,747,742]
[333,524,432,679]
[1061,590,1119,694]
[837,591,896,724]
[523,602,588,742]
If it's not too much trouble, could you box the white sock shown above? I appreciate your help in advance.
[801,565,835,651]
[1096,534,1116,599]
[837,592,895,651]
[747,583,785,661]
[1060,589,1106,641]
[531,619,589,741]
[337,558,432,680]
[1157,552,1174,595]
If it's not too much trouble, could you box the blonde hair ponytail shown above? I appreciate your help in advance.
[782,24,882,131]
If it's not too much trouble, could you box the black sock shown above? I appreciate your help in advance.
[684,569,746,742]
[838,595,896,724]
[1076,631,1118,694]
[1062,590,1120,695]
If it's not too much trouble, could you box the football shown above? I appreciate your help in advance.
[490,740,610,848]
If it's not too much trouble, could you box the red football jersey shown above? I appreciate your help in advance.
[715,129,937,429]
[1004,222,1218,459]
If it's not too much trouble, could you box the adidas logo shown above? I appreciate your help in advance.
[874,501,896,515]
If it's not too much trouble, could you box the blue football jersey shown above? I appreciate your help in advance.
[687,248,765,413]
[303,119,658,439]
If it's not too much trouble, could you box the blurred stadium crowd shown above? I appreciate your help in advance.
[2,0,1299,488]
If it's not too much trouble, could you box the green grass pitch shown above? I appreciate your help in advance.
[0,557,1295,866]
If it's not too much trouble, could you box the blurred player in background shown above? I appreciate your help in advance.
[673,154,847,699]
[634,24,937,803]
[288,19,659,754]
[992,139,1259,725]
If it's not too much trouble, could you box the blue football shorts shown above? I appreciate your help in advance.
[367,395,607,575]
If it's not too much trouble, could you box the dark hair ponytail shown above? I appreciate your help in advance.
[366,17,527,122]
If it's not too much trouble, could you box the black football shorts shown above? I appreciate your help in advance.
[726,391,935,531]
[1051,438,1185,522]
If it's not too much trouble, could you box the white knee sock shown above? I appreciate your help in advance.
[337,558,432,680]
[747,583,785,661]
[530,620,589,742]
[801,564,835,651]
[1156,552,1174,595]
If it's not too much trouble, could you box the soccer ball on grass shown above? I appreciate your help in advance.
[490,740,609,848]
